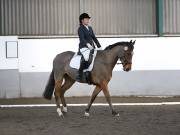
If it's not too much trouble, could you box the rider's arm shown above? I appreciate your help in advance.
[78,27,88,48]
[90,27,101,48]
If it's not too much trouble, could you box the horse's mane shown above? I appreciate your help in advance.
[104,41,134,51]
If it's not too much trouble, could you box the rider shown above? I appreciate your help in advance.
[76,13,102,82]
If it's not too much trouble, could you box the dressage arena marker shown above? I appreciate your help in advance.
[1,102,180,108]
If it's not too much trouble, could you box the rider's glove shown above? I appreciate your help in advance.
[96,47,103,50]
[87,43,94,50]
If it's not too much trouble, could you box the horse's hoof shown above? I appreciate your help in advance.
[84,112,90,117]
[59,114,64,118]
[112,111,119,117]
[57,108,64,117]
[115,113,120,117]
[62,106,67,113]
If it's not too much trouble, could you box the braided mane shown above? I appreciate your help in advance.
[105,41,134,51]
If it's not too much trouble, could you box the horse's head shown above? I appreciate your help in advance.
[104,40,135,71]
[118,40,135,72]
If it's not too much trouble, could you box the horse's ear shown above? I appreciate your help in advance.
[130,40,132,43]
[132,40,136,45]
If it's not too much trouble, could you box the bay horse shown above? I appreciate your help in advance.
[43,40,135,117]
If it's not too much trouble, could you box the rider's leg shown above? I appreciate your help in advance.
[76,59,85,80]
[76,48,90,80]
[80,48,91,62]
[84,50,94,84]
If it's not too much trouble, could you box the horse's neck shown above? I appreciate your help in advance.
[104,46,121,70]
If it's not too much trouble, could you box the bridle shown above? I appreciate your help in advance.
[117,55,132,66]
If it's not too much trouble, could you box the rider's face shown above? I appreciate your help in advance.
[82,18,90,25]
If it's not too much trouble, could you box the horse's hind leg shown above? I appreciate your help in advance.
[60,75,75,113]
[85,85,101,117]
[54,79,63,117]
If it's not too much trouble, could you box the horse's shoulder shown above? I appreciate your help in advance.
[96,50,106,57]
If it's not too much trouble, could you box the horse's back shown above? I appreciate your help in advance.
[53,51,75,69]
[54,51,74,61]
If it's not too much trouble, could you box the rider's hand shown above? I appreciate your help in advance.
[97,47,103,50]
[87,43,94,50]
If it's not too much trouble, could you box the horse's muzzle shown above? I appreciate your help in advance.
[123,64,131,72]
[124,68,131,72]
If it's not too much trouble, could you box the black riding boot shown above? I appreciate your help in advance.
[85,71,92,85]
[76,61,85,81]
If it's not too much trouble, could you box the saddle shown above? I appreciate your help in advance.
[79,49,94,70]
[70,50,97,84]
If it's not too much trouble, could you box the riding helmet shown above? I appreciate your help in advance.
[79,13,91,24]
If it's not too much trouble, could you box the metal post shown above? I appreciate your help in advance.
[156,0,163,36]
[0,0,2,35]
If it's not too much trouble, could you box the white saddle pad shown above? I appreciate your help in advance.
[70,50,97,72]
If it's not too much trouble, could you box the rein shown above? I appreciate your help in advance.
[117,56,132,65]
[116,62,122,65]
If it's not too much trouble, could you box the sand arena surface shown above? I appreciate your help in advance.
[0,97,180,135]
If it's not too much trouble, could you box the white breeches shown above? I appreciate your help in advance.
[80,47,91,61]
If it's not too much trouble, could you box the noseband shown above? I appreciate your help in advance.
[117,56,132,66]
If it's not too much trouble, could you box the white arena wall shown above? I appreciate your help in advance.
[0,36,180,98]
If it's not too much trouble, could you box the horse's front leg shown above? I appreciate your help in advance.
[101,81,119,116]
[85,85,102,117]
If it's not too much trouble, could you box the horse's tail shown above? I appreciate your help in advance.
[43,70,55,100]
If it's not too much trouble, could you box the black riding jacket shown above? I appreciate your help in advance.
[78,24,101,51]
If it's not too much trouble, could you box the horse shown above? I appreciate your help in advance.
[43,40,135,117]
